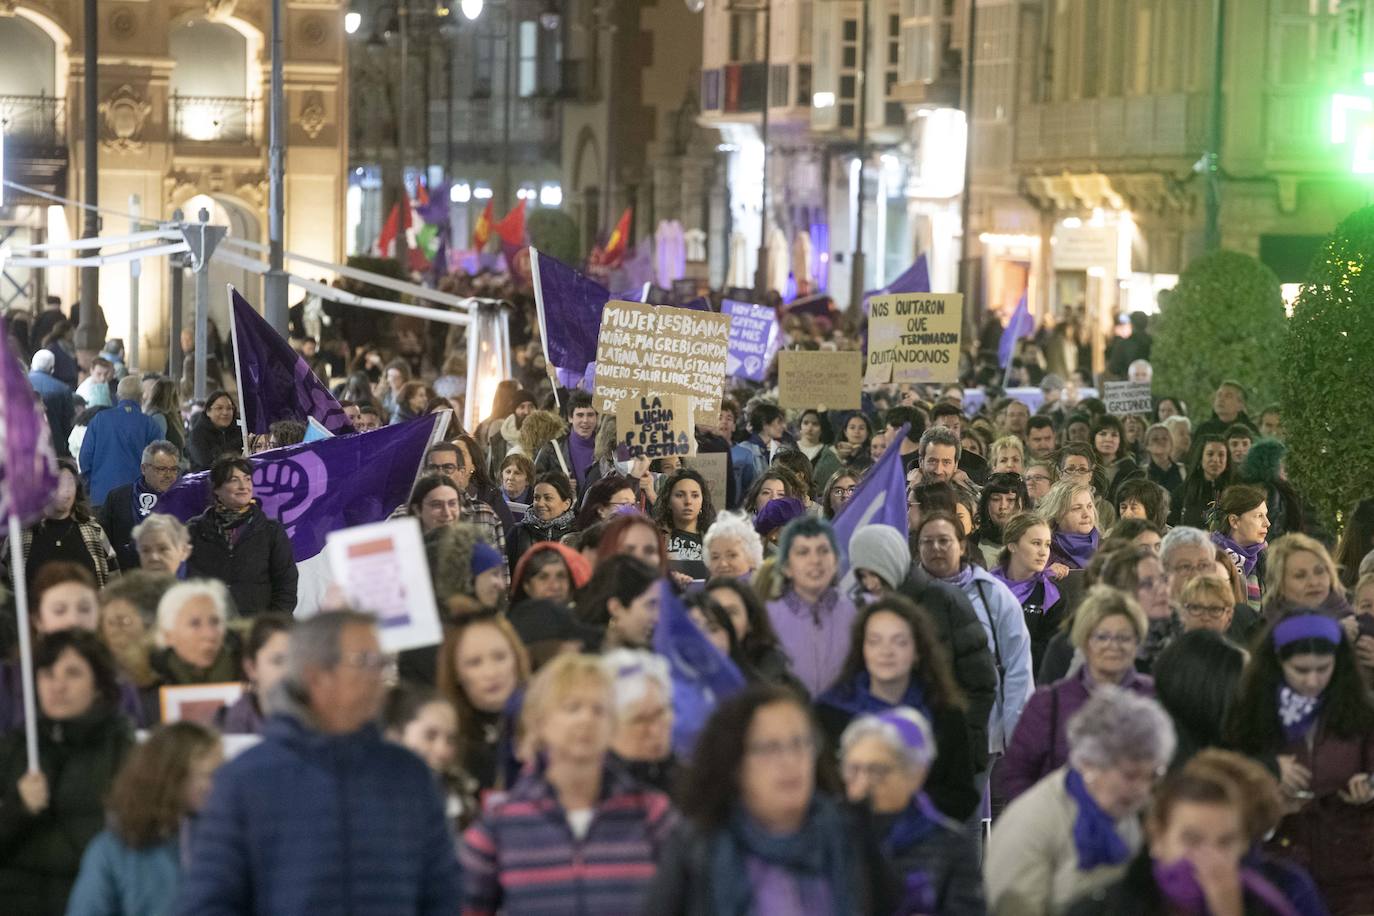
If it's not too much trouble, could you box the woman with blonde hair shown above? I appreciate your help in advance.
[1039,479,1102,573]
[989,434,1026,475]
[1260,532,1349,623]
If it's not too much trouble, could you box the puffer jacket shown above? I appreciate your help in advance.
[185,502,298,615]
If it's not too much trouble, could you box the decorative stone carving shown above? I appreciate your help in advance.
[110,7,137,39]
[164,170,200,203]
[299,15,327,47]
[99,85,152,153]
[204,0,238,21]
[234,171,268,208]
[299,91,326,139]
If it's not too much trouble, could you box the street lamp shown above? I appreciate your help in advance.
[461,0,483,21]
[345,11,362,33]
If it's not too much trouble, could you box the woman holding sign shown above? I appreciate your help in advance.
[653,469,717,582]
[834,413,875,473]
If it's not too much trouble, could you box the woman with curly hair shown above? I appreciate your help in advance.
[652,468,718,580]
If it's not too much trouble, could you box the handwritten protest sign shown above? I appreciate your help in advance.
[1104,381,1153,415]
[778,350,863,409]
[682,452,728,509]
[722,299,779,382]
[866,293,963,384]
[594,300,731,422]
[615,394,696,459]
[325,517,442,653]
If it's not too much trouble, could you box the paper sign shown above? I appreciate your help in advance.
[1104,380,1153,415]
[593,300,731,423]
[682,452,728,510]
[865,293,963,384]
[615,394,696,460]
[325,516,443,653]
[160,683,244,727]
[722,299,779,382]
[778,350,863,409]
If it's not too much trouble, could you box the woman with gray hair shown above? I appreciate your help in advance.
[986,687,1175,916]
[840,707,985,916]
[602,649,677,793]
[149,579,241,698]
[132,513,192,577]
[702,511,764,580]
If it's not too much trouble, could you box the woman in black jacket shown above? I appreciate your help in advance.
[505,470,576,569]
[185,390,244,472]
[185,456,297,616]
[0,630,135,915]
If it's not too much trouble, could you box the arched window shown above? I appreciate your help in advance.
[170,20,248,98]
[0,16,56,98]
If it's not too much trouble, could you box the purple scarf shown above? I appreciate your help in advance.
[1052,529,1100,570]
[1212,531,1265,577]
[991,565,1061,610]
[1154,858,1300,916]
[1064,767,1129,870]
[567,431,596,486]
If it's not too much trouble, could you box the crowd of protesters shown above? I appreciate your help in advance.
[3,284,1374,916]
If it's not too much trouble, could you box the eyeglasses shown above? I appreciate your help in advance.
[144,464,180,475]
[426,463,461,475]
[339,650,390,672]
[1167,561,1211,576]
[841,761,896,783]
[833,486,858,498]
[1089,632,1139,648]
[1183,604,1231,620]
[745,734,815,760]
[918,536,956,550]
[1025,474,1052,484]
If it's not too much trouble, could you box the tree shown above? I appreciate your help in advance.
[1152,250,1286,424]
[1281,206,1374,530]
[528,208,581,265]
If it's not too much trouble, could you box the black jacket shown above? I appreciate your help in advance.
[95,481,145,571]
[506,513,575,569]
[896,569,998,771]
[186,413,244,472]
[186,503,298,615]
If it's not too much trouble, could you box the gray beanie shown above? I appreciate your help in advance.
[849,525,912,589]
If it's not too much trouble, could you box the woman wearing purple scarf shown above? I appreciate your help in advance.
[1040,480,1102,573]
[1227,613,1374,915]
[1210,484,1271,611]
[993,512,1076,674]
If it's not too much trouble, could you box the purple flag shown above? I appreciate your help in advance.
[998,291,1034,369]
[155,415,440,562]
[230,288,353,435]
[530,247,610,374]
[832,423,911,575]
[722,299,779,382]
[653,580,746,757]
[863,254,931,312]
[0,318,59,526]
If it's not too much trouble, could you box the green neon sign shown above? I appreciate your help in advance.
[1331,75,1374,174]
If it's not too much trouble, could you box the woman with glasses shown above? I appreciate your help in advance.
[838,708,985,916]
[1000,587,1156,803]
[1176,575,1238,636]
[602,649,677,793]
[821,469,860,521]
[988,687,1175,916]
[645,684,898,915]
[1023,460,1056,504]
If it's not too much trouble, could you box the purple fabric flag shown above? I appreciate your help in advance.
[0,318,59,526]
[155,415,440,562]
[653,580,746,757]
[230,288,353,436]
[863,254,931,312]
[832,423,911,575]
[530,247,611,374]
[998,291,1034,369]
[722,299,779,382]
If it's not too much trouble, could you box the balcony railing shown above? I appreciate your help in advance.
[429,97,559,149]
[0,94,64,148]
[171,94,259,144]
[1014,93,1207,167]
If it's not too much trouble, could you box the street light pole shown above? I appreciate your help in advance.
[265,0,289,335]
[753,0,772,299]
[77,0,101,358]
[502,0,515,209]
[1203,0,1226,252]
[848,0,871,312]
[395,1,412,272]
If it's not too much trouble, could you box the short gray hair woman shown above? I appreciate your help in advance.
[153,579,239,686]
[133,514,193,576]
[987,687,1175,916]
[602,649,675,791]
[702,511,764,579]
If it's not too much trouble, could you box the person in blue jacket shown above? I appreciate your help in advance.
[79,375,162,506]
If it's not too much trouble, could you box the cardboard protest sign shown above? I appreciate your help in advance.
[721,299,779,382]
[325,517,443,653]
[1104,380,1153,415]
[160,683,244,726]
[778,350,863,409]
[593,300,731,422]
[682,452,729,510]
[615,394,696,459]
[865,293,963,384]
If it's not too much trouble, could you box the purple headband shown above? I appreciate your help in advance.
[877,710,928,753]
[1273,614,1343,650]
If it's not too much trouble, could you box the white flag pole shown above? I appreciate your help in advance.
[9,515,38,773]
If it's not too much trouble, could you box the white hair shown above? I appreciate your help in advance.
[1159,525,1213,570]
[1068,686,1176,771]
[132,513,190,548]
[600,649,672,718]
[702,511,764,570]
[155,579,232,647]
[840,706,937,771]
[1162,414,1192,434]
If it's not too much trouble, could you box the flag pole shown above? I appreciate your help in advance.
[528,247,561,409]
[9,515,38,773]
[226,284,251,448]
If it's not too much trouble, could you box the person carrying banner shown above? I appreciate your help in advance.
[97,440,182,571]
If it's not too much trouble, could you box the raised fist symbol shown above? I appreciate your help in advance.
[255,452,328,531]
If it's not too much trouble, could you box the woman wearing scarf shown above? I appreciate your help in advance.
[839,708,985,916]
[916,512,1034,765]
[1040,479,1102,573]
[993,512,1079,674]
[976,472,1030,568]
[987,686,1176,916]
[505,470,577,569]
[816,597,979,820]
[763,516,858,696]
[184,456,297,616]
[1211,484,1271,610]
[1067,750,1316,916]
[1259,534,1351,624]
[1001,587,1157,803]
[1225,613,1374,914]
[148,581,242,699]
[645,685,899,915]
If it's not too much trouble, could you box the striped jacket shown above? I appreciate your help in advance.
[459,762,678,915]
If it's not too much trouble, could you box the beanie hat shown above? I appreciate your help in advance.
[849,525,912,589]
[754,497,806,536]
[513,389,537,407]
[470,541,504,578]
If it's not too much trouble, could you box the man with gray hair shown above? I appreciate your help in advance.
[97,440,182,570]
[176,611,461,915]
[27,347,75,457]
[1159,525,1260,645]
[79,374,163,505]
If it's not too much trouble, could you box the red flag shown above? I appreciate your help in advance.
[376,201,403,256]
[495,199,527,248]
[603,207,632,267]
[472,200,494,248]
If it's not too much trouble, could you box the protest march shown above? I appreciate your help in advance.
[3,244,1371,916]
